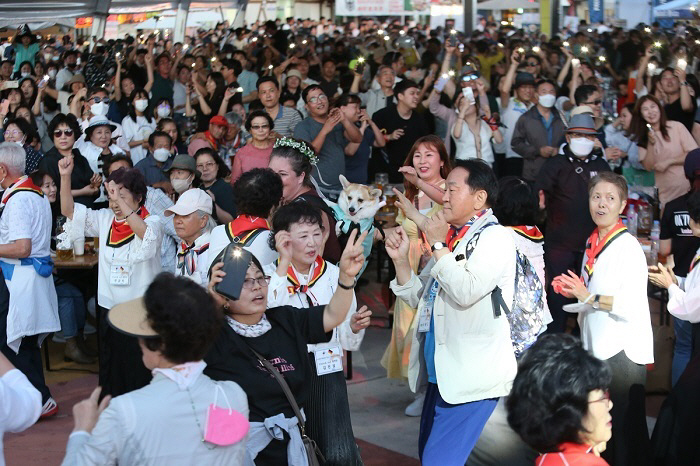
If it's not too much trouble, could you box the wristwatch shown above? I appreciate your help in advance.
[592,294,601,310]
[431,242,448,252]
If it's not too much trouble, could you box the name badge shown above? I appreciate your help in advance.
[110,264,131,286]
[314,344,343,375]
[418,279,440,333]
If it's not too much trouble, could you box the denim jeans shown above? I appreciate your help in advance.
[55,280,86,339]
[672,316,693,386]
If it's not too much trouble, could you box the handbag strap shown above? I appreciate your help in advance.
[247,345,307,436]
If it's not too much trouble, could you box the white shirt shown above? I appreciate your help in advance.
[263,259,364,352]
[0,369,41,466]
[668,248,700,323]
[452,119,495,166]
[74,140,125,203]
[78,118,130,156]
[120,115,156,165]
[174,232,211,287]
[496,98,531,159]
[69,204,163,309]
[207,226,278,272]
[578,233,654,365]
[172,81,188,111]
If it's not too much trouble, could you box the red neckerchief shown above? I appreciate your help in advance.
[225,215,270,243]
[538,442,600,463]
[583,219,627,285]
[1,176,44,206]
[106,207,150,248]
[285,256,327,295]
[690,252,700,273]
[203,130,219,150]
[445,209,488,252]
[510,225,544,243]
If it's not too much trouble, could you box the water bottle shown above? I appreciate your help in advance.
[626,204,637,237]
[650,220,661,265]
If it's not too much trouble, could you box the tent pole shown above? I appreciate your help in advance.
[174,0,191,43]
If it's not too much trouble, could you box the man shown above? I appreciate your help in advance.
[165,189,213,287]
[55,50,79,92]
[220,58,242,86]
[534,114,611,333]
[150,52,175,106]
[106,156,179,272]
[497,72,535,177]
[386,159,517,465]
[257,76,302,137]
[573,84,608,148]
[126,48,149,89]
[0,143,60,418]
[220,112,245,167]
[172,64,192,115]
[318,57,342,100]
[232,50,259,106]
[338,94,386,184]
[351,65,396,118]
[188,115,228,156]
[293,85,363,200]
[371,51,405,90]
[511,79,567,182]
[372,79,430,183]
[659,66,696,132]
[134,131,175,192]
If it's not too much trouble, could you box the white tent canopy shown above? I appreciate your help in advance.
[137,11,221,29]
[477,0,540,10]
[653,0,696,10]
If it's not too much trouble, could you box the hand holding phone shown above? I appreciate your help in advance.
[213,245,255,301]
[434,75,448,92]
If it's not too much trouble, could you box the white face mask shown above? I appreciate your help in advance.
[48,69,57,79]
[153,147,171,163]
[44,53,52,62]
[172,176,192,194]
[157,106,171,118]
[538,94,556,108]
[134,99,149,112]
[20,72,30,78]
[91,101,108,116]
[569,137,595,157]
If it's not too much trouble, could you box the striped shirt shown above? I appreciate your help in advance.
[269,105,302,137]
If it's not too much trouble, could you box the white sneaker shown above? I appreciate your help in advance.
[404,393,425,417]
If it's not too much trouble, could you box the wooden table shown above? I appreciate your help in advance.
[53,252,99,270]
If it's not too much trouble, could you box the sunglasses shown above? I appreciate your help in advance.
[526,61,539,67]
[90,97,110,104]
[461,74,479,82]
[251,124,269,130]
[53,129,74,138]
[584,99,603,106]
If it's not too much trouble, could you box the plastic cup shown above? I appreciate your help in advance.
[73,238,85,256]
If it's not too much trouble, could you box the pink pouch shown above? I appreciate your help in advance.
[203,385,249,446]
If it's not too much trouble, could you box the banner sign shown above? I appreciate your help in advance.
[588,0,604,23]
[336,0,429,16]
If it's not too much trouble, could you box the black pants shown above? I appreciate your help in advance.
[0,270,51,404]
[544,247,584,333]
[502,158,524,178]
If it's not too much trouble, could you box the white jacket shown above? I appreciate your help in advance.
[390,211,518,404]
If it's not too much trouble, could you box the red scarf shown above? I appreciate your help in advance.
[1,176,44,206]
[510,225,544,243]
[203,130,219,150]
[583,219,627,285]
[445,210,488,252]
[225,215,270,243]
[286,256,327,295]
[690,253,700,273]
[106,207,150,248]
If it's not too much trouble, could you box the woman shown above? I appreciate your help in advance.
[157,117,186,155]
[506,334,612,465]
[192,72,226,132]
[19,77,38,107]
[58,157,164,397]
[153,97,173,123]
[381,135,450,416]
[63,273,249,465]
[33,61,45,80]
[205,228,367,465]
[194,148,236,223]
[231,110,275,183]
[268,137,342,262]
[555,172,654,466]
[452,92,502,166]
[631,95,698,205]
[281,69,303,108]
[15,104,50,153]
[121,89,156,165]
[2,118,43,173]
[38,113,100,208]
[603,103,645,170]
[264,203,370,465]
[31,169,94,365]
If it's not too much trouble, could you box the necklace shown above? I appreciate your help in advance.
[186,386,217,450]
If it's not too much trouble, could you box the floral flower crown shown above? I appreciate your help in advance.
[273,137,318,166]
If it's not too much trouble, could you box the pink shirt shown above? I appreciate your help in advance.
[230,143,274,184]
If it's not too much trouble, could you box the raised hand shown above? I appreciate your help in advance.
[72,386,111,434]
[350,305,372,333]
[58,156,74,176]
[422,210,450,246]
[384,227,410,262]
[338,228,368,281]
[274,230,294,264]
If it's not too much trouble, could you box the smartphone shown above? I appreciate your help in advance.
[448,30,458,47]
[3,80,18,89]
[355,57,366,74]
[462,86,475,103]
[214,245,254,301]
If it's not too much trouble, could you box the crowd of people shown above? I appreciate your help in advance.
[0,14,700,466]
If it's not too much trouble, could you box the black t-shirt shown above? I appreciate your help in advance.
[319,78,340,98]
[372,105,429,183]
[665,97,697,132]
[205,178,236,220]
[534,148,612,251]
[204,305,331,422]
[38,147,96,208]
[660,192,700,276]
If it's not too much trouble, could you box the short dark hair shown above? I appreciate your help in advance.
[321,57,336,67]
[393,79,419,97]
[142,273,223,364]
[4,117,35,143]
[193,148,230,180]
[256,75,279,91]
[269,202,323,250]
[221,58,243,77]
[106,167,147,206]
[232,168,283,217]
[301,84,323,103]
[588,171,628,201]
[574,84,599,106]
[688,191,700,223]
[452,159,499,207]
[335,93,361,107]
[48,113,82,141]
[536,78,557,92]
[244,110,274,132]
[506,334,611,453]
[493,177,542,226]
[148,130,172,148]
[105,155,133,174]
[269,137,315,189]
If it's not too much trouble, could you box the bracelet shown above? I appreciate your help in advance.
[338,279,355,290]
[582,293,594,304]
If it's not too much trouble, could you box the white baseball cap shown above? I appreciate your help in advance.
[164,188,213,216]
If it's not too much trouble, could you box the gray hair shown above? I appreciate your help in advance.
[224,112,242,127]
[197,210,217,234]
[0,142,26,176]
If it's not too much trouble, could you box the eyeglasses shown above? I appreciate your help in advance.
[526,61,539,67]
[308,94,328,104]
[3,130,22,138]
[196,162,217,170]
[90,97,110,104]
[588,390,610,404]
[584,99,602,106]
[242,276,271,289]
[461,74,479,82]
[251,124,269,130]
[53,129,74,138]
